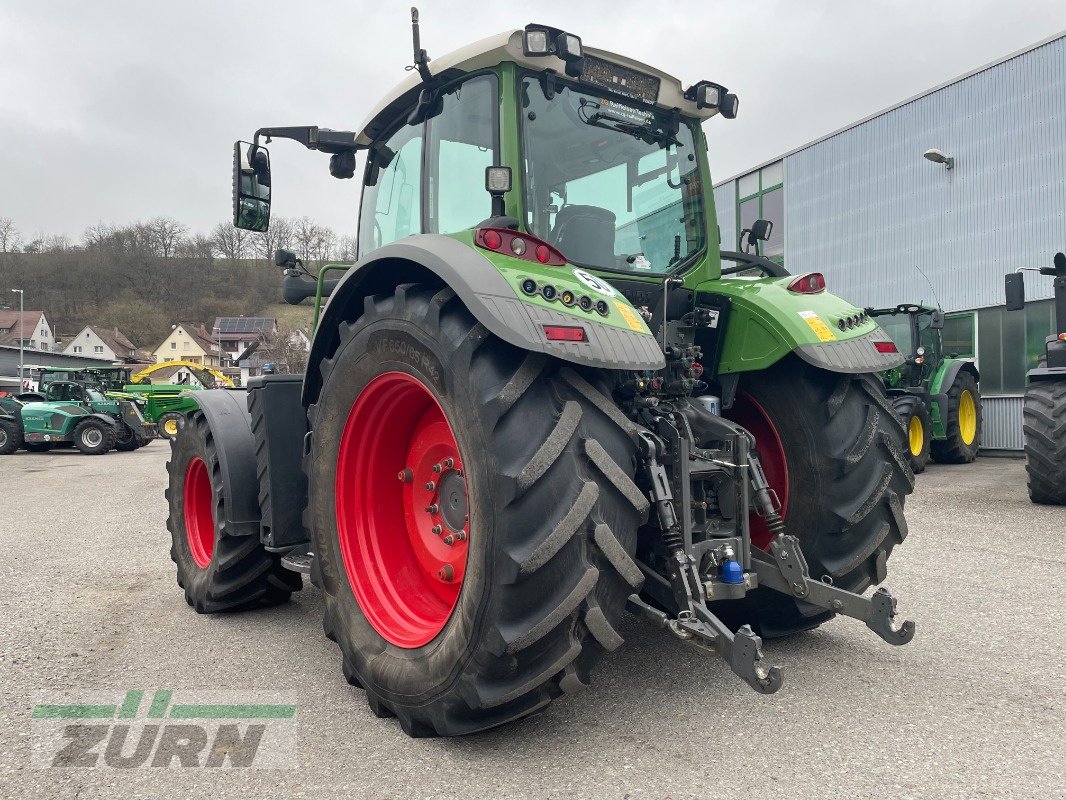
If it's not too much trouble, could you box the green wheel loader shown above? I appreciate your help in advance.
[0,394,121,455]
[17,378,156,451]
[164,14,915,737]
[866,304,982,473]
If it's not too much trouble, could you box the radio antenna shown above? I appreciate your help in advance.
[408,8,433,82]
[914,264,942,310]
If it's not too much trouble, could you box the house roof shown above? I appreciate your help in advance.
[87,326,137,354]
[0,310,45,344]
[213,317,276,335]
[159,323,218,354]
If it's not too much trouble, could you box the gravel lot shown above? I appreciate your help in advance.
[0,442,1062,799]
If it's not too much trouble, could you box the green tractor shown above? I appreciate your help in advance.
[34,366,197,440]
[165,16,916,737]
[15,378,156,452]
[865,304,982,473]
[0,393,128,455]
[1005,251,1066,504]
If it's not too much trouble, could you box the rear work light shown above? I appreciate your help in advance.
[543,325,587,342]
[787,273,827,294]
[475,227,566,266]
[874,341,898,354]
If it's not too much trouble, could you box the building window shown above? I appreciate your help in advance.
[736,161,784,262]
[943,313,976,358]
[171,342,177,350]
[183,341,190,351]
[93,345,103,353]
[977,300,1053,394]
[74,345,82,353]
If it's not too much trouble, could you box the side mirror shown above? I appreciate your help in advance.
[931,310,945,330]
[1004,272,1025,311]
[232,141,271,232]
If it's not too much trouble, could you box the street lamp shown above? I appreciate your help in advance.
[10,289,23,389]
[923,148,955,170]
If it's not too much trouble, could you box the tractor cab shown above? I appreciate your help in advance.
[866,304,945,389]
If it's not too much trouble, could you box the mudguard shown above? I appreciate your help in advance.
[696,276,906,376]
[303,234,665,405]
[184,389,260,537]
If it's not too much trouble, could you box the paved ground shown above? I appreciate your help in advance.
[0,443,1062,799]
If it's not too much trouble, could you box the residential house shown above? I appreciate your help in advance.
[142,363,209,387]
[0,310,55,352]
[152,323,221,368]
[213,317,278,381]
[62,325,152,363]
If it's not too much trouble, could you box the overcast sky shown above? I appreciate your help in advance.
[2,1,1064,242]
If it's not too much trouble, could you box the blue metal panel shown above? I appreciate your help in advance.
[782,35,1066,313]
[713,181,736,254]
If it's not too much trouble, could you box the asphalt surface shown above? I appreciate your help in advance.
[0,443,1062,799]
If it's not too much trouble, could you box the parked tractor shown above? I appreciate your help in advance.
[33,366,203,440]
[13,378,156,452]
[0,393,131,455]
[165,16,916,737]
[866,304,982,472]
[1005,251,1066,504]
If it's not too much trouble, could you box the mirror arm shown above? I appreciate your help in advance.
[253,126,361,155]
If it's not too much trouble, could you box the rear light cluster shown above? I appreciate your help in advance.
[874,341,898,354]
[520,279,610,317]
[543,325,587,342]
[475,227,566,266]
[836,311,869,331]
[786,272,826,294]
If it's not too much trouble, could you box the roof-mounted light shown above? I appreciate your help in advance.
[685,81,740,119]
[523,25,584,76]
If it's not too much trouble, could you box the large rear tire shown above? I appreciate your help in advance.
[891,394,932,474]
[1022,380,1066,505]
[931,370,981,463]
[720,356,914,638]
[307,284,647,737]
[165,410,303,612]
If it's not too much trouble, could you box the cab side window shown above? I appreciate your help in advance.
[359,124,423,257]
[426,75,498,234]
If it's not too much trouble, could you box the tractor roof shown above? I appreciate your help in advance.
[355,29,717,147]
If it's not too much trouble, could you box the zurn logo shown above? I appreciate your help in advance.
[31,690,297,768]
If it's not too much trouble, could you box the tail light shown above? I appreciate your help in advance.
[475,228,566,266]
[543,325,587,342]
[787,273,826,294]
[874,341,898,354]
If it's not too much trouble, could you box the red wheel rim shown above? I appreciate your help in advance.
[725,392,789,550]
[335,372,470,649]
[184,456,215,569]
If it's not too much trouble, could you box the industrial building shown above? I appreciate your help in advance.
[713,32,1066,450]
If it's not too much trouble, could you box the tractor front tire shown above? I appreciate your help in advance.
[721,356,914,638]
[1022,380,1066,505]
[307,284,647,737]
[165,410,302,612]
[158,412,184,440]
[892,394,932,474]
[74,419,115,455]
[931,370,982,463]
[0,419,22,455]
[114,423,140,452]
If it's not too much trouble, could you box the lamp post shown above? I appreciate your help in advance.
[10,288,24,389]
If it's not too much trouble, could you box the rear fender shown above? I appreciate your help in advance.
[695,276,905,376]
[185,389,260,537]
[303,234,664,406]
[928,359,979,432]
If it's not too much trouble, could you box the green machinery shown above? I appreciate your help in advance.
[866,304,982,473]
[33,366,199,440]
[163,15,917,737]
[1005,251,1066,504]
[0,388,152,455]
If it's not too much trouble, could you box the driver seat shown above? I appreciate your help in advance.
[550,205,616,266]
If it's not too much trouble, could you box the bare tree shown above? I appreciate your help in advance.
[335,234,358,262]
[210,222,250,260]
[148,216,189,258]
[0,218,20,253]
[252,216,294,262]
[291,216,320,263]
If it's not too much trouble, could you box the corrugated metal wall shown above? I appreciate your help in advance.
[711,35,1065,449]
[784,35,1066,312]
[981,396,1025,450]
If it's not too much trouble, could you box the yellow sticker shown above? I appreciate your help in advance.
[614,300,647,333]
[798,310,837,342]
